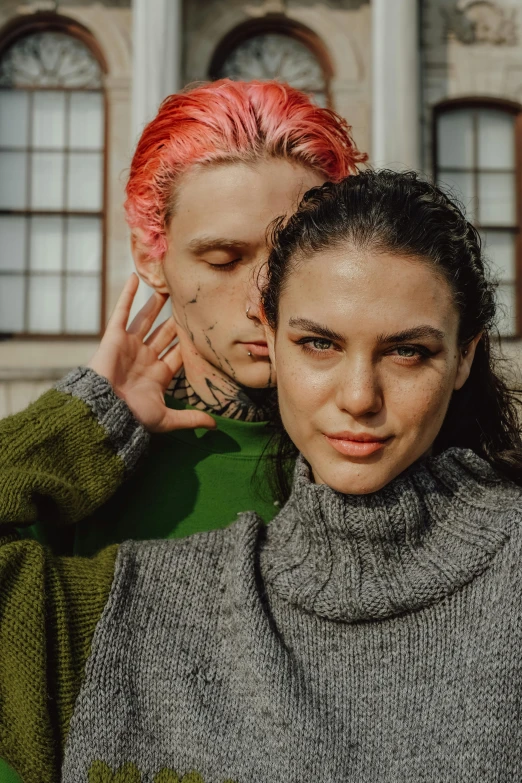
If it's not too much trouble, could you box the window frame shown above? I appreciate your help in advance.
[0,12,108,341]
[433,97,522,339]
[208,17,334,109]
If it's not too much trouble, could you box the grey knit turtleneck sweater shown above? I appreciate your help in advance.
[63,448,522,782]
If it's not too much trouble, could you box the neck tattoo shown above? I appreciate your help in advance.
[166,368,273,423]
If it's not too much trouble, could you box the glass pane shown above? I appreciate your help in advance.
[0,91,29,148]
[0,32,103,89]
[478,109,514,170]
[66,216,102,272]
[478,172,515,225]
[31,152,65,209]
[65,274,100,333]
[0,216,26,271]
[481,230,516,282]
[67,152,102,210]
[0,152,27,208]
[495,282,517,336]
[28,274,61,333]
[33,91,66,149]
[69,92,104,150]
[437,111,474,169]
[0,274,24,332]
[30,216,63,271]
[437,170,476,221]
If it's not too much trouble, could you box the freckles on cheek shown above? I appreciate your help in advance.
[403,375,452,429]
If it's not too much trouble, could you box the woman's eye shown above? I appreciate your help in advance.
[312,338,333,351]
[296,336,335,353]
[392,344,433,361]
[396,345,418,358]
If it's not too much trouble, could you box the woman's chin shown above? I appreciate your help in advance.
[310,457,404,496]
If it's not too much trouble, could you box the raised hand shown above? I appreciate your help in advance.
[87,274,215,433]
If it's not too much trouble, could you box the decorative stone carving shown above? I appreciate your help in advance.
[443,1,517,46]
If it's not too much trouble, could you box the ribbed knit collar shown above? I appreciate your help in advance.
[261,449,519,622]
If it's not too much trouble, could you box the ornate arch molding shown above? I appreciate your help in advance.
[209,16,334,106]
[0,12,108,74]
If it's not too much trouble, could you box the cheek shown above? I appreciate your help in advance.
[391,371,454,437]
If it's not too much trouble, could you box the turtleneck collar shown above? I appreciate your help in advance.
[261,449,520,622]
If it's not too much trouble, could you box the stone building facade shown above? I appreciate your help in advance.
[0,0,520,416]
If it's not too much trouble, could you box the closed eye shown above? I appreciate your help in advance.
[207,258,241,272]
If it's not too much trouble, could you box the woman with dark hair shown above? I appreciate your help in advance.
[1,170,522,783]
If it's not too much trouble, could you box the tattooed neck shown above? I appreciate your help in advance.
[166,368,274,423]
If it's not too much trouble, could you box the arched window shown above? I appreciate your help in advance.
[0,17,107,337]
[209,20,332,108]
[434,100,521,337]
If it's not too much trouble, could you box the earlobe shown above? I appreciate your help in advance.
[131,230,169,294]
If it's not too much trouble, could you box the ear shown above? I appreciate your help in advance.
[454,333,483,391]
[131,228,169,294]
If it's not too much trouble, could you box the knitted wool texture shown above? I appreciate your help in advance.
[61,449,522,782]
[0,368,148,783]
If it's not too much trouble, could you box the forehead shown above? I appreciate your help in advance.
[169,160,325,249]
[281,246,459,336]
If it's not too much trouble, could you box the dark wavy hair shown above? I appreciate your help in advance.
[259,169,522,501]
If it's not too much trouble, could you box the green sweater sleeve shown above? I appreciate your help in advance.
[0,368,149,783]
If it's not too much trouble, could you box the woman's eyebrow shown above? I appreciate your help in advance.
[378,326,445,343]
[186,237,249,255]
[288,317,344,342]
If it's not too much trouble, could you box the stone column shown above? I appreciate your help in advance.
[372,0,420,170]
[130,0,182,308]
[132,0,182,140]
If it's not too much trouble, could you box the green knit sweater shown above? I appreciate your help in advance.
[0,368,148,783]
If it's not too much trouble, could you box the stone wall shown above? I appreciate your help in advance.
[421,0,522,174]
[183,0,372,157]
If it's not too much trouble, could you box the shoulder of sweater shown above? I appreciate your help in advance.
[113,511,264,598]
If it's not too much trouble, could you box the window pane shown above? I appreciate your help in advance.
[69,92,104,150]
[478,109,514,170]
[437,111,474,169]
[30,216,63,271]
[437,171,476,221]
[478,172,515,225]
[0,274,24,332]
[28,274,61,333]
[0,91,29,148]
[66,216,102,272]
[0,152,27,208]
[31,151,65,209]
[0,216,26,271]
[495,282,517,336]
[65,274,100,333]
[481,230,516,282]
[33,91,66,149]
[67,152,102,210]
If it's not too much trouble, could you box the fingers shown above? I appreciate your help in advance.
[160,342,183,377]
[127,290,169,339]
[145,316,178,354]
[158,408,216,433]
[106,273,140,331]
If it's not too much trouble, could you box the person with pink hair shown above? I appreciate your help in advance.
[32,78,366,556]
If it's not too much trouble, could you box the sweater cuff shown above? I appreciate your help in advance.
[55,367,149,474]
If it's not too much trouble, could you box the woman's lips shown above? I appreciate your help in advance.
[241,342,270,357]
[324,433,391,457]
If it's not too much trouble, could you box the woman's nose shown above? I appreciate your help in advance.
[335,360,383,418]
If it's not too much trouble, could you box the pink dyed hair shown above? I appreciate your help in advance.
[125,79,368,259]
